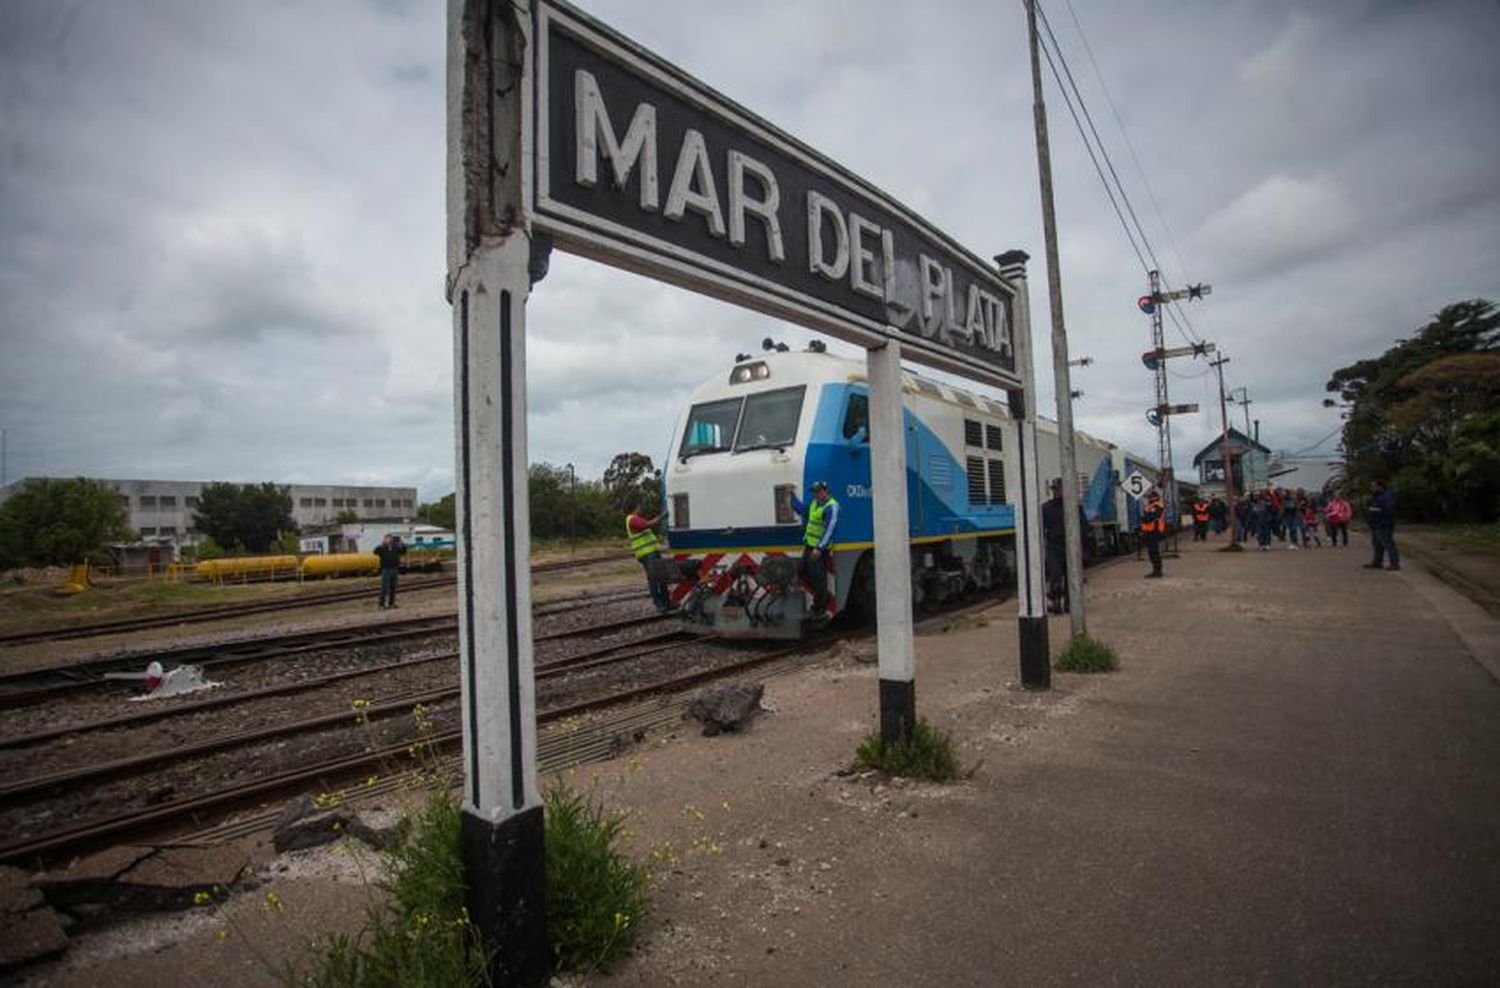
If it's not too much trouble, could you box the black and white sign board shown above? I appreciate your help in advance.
[530,0,1021,391]
[1123,470,1151,500]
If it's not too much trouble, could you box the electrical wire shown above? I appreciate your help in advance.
[1033,1,1209,348]
[1034,26,1150,272]
[1061,0,1195,285]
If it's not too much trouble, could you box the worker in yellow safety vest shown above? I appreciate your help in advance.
[790,480,840,622]
[626,504,672,612]
[1140,489,1166,579]
[1192,498,1211,542]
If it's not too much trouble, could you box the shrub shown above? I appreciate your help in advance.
[545,784,651,974]
[1053,633,1119,673]
[294,790,491,988]
[854,718,960,782]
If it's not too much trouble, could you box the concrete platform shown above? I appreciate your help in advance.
[20,532,1500,986]
[590,535,1500,985]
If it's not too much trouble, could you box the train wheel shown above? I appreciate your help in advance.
[843,550,876,623]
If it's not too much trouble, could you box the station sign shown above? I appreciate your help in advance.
[530,0,1021,390]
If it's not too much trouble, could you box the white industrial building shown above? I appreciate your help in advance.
[0,476,417,553]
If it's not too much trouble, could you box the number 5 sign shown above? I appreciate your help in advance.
[1123,470,1150,500]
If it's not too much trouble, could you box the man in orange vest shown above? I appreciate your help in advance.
[1141,489,1165,578]
[1191,497,1211,542]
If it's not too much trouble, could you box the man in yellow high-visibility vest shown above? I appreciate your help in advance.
[790,480,839,622]
[626,503,672,612]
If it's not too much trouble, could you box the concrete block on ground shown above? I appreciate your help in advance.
[33,845,153,909]
[0,865,44,915]
[0,906,70,970]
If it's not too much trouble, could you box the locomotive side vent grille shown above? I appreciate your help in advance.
[985,424,1004,451]
[671,493,690,529]
[989,459,1007,505]
[963,418,983,448]
[967,456,986,506]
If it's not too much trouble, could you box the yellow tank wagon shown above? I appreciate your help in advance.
[300,553,381,579]
[196,555,301,582]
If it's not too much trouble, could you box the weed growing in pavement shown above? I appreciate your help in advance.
[544,783,652,975]
[288,786,493,988]
[854,718,960,782]
[1053,634,1119,674]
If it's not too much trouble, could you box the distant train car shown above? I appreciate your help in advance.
[660,345,1154,639]
[1082,446,1166,554]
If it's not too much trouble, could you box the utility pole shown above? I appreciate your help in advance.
[1210,355,1241,550]
[1025,0,1086,638]
[1,429,7,488]
[1233,388,1254,488]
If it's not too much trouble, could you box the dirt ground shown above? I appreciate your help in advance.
[13,529,1500,986]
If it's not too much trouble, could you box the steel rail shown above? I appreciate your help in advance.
[0,577,458,648]
[0,617,458,709]
[0,635,825,866]
[0,593,659,706]
[0,652,454,752]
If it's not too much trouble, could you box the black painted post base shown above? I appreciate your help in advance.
[879,677,916,746]
[461,805,550,987]
[1019,615,1051,691]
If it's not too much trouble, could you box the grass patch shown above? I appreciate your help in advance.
[854,718,960,782]
[1428,522,1500,555]
[294,790,493,988]
[1053,633,1119,673]
[545,784,651,975]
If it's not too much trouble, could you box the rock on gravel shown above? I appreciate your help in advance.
[273,793,401,853]
[687,683,765,737]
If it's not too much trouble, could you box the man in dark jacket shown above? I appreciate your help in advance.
[374,533,407,609]
[1140,489,1166,577]
[1363,479,1400,571]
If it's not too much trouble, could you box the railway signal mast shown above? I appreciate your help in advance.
[1137,275,1212,534]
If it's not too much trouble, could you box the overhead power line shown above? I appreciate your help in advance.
[1031,0,1210,349]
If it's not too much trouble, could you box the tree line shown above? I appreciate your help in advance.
[0,453,663,569]
[1326,299,1499,522]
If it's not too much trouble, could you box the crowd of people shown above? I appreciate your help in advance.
[1176,481,1398,570]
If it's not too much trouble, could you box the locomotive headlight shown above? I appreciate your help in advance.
[728,361,771,385]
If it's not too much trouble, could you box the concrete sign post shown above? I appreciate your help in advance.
[447,2,548,984]
[996,251,1049,690]
[446,1,1043,970]
[868,339,916,743]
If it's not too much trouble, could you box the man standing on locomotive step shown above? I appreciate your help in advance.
[626,502,673,612]
[374,533,406,609]
[1141,489,1166,578]
[791,480,839,622]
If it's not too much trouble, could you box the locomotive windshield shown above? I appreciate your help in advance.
[679,397,742,459]
[735,386,805,452]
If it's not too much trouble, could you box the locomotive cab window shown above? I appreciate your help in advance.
[734,386,805,451]
[841,393,869,441]
[680,397,743,459]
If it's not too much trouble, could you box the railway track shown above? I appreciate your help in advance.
[0,586,652,708]
[0,589,1006,868]
[0,625,807,867]
[0,550,630,648]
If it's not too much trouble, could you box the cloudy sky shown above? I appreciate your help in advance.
[2,0,1497,502]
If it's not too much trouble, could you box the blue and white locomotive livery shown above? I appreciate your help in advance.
[660,343,1151,639]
